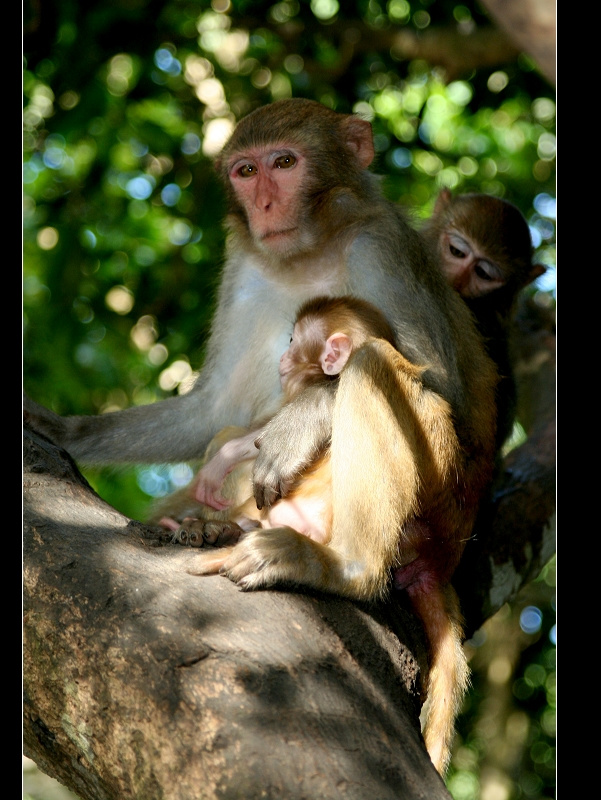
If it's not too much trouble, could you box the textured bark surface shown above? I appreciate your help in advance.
[23,428,452,800]
[479,0,556,85]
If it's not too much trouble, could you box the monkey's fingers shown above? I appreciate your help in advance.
[171,519,206,547]
[172,517,245,548]
[252,480,282,511]
[191,479,232,511]
[206,494,232,511]
[219,545,271,590]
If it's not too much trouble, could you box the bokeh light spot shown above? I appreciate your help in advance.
[203,117,235,156]
[37,227,59,250]
[154,47,182,75]
[125,176,154,200]
[311,0,339,21]
[182,132,202,155]
[159,359,193,391]
[148,343,169,366]
[161,183,182,206]
[534,192,556,218]
[105,285,134,315]
[519,605,543,635]
[130,315,158,351]
[390,147,412,168]
[487,71,509,93]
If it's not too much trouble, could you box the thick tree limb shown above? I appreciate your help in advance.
[479,0,556,86]
[23,428,451,799]
[235,2,555,87]
[236,17,522,84]
[23,299,554,799]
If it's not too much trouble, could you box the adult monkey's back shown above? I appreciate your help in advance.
[24,99,496,502]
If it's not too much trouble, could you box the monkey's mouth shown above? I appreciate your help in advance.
[260,227,298,241]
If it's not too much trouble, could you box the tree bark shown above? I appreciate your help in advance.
[23,428,451,799]
[23,298,554,800]
[235,0,556,87]
[479,0,556,86]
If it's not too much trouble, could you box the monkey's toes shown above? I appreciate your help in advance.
[171,519,206,547]
[202,520,244,546]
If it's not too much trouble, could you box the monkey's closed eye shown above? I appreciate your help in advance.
[474,261,502,282]
[449,244,466,259]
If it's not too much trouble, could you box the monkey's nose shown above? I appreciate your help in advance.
[452,269,470,294]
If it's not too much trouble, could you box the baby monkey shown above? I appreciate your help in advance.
[154,191,545,772]
[161,294,471,775]
[159,295,397,545]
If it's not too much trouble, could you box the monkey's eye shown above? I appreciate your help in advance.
[447,233,470,260]
[449,243,467,259]
[474,260,502,283]
[237,163,257,178]
[274,154,297,169]
[475,265,493,281]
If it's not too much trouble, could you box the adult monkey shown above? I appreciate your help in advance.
[24,98,497,496]
[24,97,498,775]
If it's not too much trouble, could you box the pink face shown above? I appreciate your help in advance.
[440,229,506,298]
[227,146,314,257]
[278,321,305,389]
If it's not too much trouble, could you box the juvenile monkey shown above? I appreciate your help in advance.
[424,189,546,310]
[176,294,471,775]
[422,189,546,446]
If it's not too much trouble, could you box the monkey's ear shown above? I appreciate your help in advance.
[433,188,453,217]
[341,117,375,169]
[524,263,547,287]
[320,333,354,376]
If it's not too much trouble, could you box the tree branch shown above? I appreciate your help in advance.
[23,427,452,799]
[23,299,554,799]
[478,0,556,86]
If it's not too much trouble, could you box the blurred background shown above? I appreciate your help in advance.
[23,1,556,798]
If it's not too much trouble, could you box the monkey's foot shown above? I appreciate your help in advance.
[172,518,244,548]
[219,527,323,592]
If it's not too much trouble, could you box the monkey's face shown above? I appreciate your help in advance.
[279,320,325,398]
[440,229,506,299]
[226,145,317,257]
